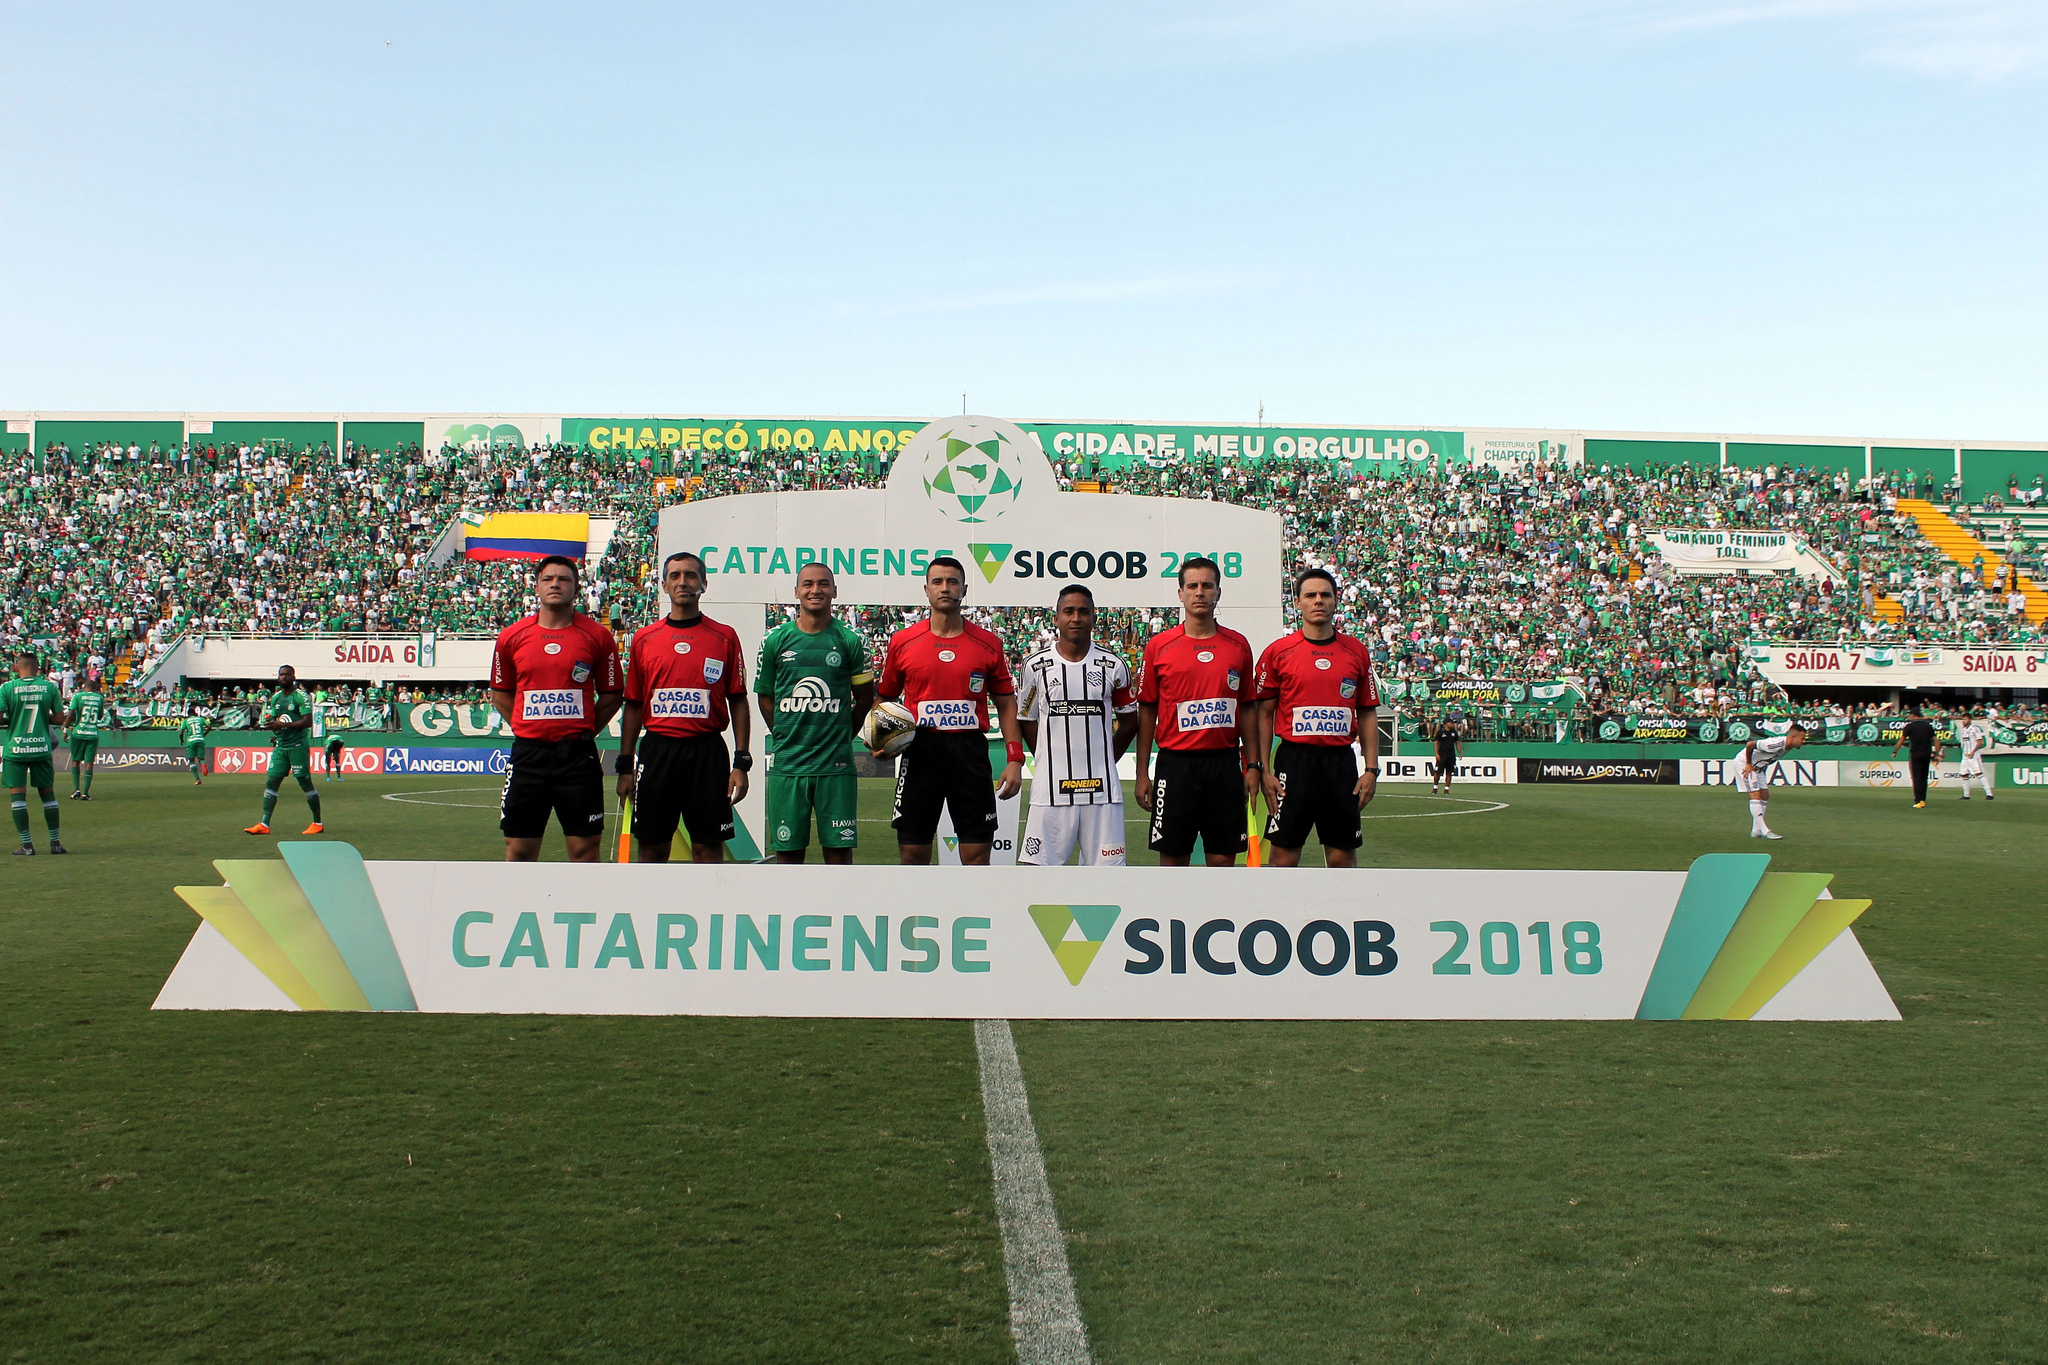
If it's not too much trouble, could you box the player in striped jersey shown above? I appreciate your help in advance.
[1016,585,1138,866]
[1733,723,1808,839]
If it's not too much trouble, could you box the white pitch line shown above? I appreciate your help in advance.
[379,785,502,808]
[1363,794,1511,819]
[974,1019,1092,1365]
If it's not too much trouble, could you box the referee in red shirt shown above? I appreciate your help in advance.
[1251,569,1379,867]
[490,556,624,863]
[1133,556,1258,867]
[617,551,750,863]
[875,556,1025,866]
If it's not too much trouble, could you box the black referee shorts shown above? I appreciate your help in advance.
[633,731,735,848]
[1265,741,1362,851]
[1148,747,1248,859]
[500,736,606,840]
[892,729,998,845]
[1433,748,1459,779]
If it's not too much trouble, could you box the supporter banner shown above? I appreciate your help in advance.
[1379,757,1516,784]
[1849,717,1958,747]
[1590,714,1851,745]
[1679,759,1839,788]
[156,846,1896,1020]
[1752,641,2048,689]
[1991,720,2048,748]
[1519,758,1679,784]
[1395,679,1578,707]
[403,702,510,738]
[1652,530,1836,577]
[564,415,1465,473]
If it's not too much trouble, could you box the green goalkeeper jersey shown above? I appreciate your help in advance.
[755,619,870,776]
[69,690,107,740]
[1,677,62,760]
[181,715,210,745]
[265,688,313,751]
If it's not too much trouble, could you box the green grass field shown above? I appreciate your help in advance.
[3,772,2044,1362]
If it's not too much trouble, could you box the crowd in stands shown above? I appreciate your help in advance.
[4,434,2042,739]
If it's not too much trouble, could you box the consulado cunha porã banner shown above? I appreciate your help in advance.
[157,847,1897,1022]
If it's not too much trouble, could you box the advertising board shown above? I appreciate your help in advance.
[1680,760,1838,787]
[157,847,1896,1021]
[1519,759,1680,785]
[1379,757,1516,784]
[1839,760,1964,789]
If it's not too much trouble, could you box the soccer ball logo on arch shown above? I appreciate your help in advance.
[910,417,1028,524]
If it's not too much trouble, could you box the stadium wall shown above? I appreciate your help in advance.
[9,411,2047,492]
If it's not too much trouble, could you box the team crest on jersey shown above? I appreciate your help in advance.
[543,642,562,655]
[938,649,957,662]
[674,641,692,655]
[703,658,725,684]
[826,651,842,667]
[570,661,592,684]
[968,672,985,694]
[1314,657,1332,670]
[1339,678,1358,699]
[1024,836,1042,857]
[1196,650,1214,663]
[1086,668,1104,688]
[1226,669,1241,691]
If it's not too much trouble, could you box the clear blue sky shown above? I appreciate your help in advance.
[3,2,2043,439]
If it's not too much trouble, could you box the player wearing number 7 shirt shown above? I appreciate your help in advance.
[1250,569,1379,867]
[876,556,1025,866]
[617,551,751,864]
[1133,556,1258,867]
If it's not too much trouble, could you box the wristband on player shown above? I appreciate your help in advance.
[615,752,633,775]
[1244,760,1264,772]
[1363,765,1380,775]
[732,750,753,773]
[1005,740,1025,765]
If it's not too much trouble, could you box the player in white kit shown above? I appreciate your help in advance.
[1957,712,1995,800]
[1733,723,1808,839]
[1016,585,1139,865]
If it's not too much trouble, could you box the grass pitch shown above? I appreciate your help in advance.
[1,772,2043,1362]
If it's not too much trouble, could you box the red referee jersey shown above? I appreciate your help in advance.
[625,613,746,737]
[1137,624,1255,751]
[1253,629,1378,745]
[879,620,1014,731]
[491,611,624,741]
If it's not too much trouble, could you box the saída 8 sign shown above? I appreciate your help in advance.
[158,852,1898,1021]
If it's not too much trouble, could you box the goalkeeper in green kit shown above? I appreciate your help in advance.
[244,664,323,836]
[2,652,66,855]
[755,563,875,863]
[66,670,109,800]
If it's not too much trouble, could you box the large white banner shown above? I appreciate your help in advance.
[1651,530,1839,578]
[157,848,1896,1021]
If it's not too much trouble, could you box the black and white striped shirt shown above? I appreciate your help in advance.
[1017,644,1136,807]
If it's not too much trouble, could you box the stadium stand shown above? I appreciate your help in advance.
[4,434,2041,736]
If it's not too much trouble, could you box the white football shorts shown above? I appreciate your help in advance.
[1960,754,1984,776]
[1020,803,1128,866]
[1734,765,1770,794]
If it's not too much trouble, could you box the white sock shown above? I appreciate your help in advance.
[1749,799,1768,834]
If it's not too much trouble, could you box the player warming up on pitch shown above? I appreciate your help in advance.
[65,670,109,800]
[244,664,321,835]
[1133,557,1257,867]
[2,653,66,855]
[1429,712,1463,795]
[617,551,750,864]
[491,555,624,863]
[1251,569,1379,868]
[1017,584,1138,866]
[1957,710,1994,801]
[756,563,874,865]
[180,709,210,785]
[876,556,1024,866]
[1733,722,1807,839]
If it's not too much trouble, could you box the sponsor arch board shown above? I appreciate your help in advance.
[658,417,1287,860]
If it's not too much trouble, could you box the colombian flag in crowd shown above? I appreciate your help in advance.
[463,512,589,562]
